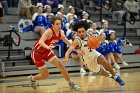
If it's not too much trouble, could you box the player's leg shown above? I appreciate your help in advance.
[28,50,50,89]
[97,55,115,76]
[97,55,125,86]
[98,65,112,77]
[28,67,49,89]
[51,57,80,90]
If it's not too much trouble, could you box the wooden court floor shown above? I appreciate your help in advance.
[0,68,140,93]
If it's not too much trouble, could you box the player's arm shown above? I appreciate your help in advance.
[61,32,83,55]
[61,32,71,47]
[62,39,80,62]
[38,29,55,50]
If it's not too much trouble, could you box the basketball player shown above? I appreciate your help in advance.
[28,16,80,90]
[63,20,125,86]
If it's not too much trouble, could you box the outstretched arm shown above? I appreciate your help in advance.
[62,39,80,62]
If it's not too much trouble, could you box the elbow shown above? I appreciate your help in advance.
[67,43,71,47]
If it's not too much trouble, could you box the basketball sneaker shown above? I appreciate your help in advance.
[69,82,80,90]
[80,68,86,73]
[28,75,38,89]
[114,63,120,70]
[122,61,128,66]
[114,76,125,86]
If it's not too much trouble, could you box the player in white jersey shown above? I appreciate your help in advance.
[63,20,125,86]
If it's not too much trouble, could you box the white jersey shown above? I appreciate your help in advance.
[76,35,101,72]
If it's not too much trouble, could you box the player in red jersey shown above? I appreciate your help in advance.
[28,16,80,90]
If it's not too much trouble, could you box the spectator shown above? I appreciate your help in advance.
[18,0,32,19]
[43,5,54,28]
[71,0,85,10]
[65,14,74,31]
[56,4,67,34]
[31,0,41,5]
[2,0,8,15]
[81,11,92,24]
[124,0,140,20]
[87,22,99,36]
[66,6,78,22]
[99,21,110,39]
[92,0,106,10]
[56,4,65,16]
[111,0,127,25]
[32,3,48,35]
[43,5,54,18]
[0,1,4,24]
[107,31,128,69]
[41,0,59,14]
[7,0,18,7]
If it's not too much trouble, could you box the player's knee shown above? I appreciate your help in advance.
[98,55,108,65]
[57,63,64,68]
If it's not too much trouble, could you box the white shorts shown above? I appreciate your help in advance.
[82,50,101,72]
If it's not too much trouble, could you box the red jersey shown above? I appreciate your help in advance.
[33,27,61,52]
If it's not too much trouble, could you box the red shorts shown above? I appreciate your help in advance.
[31,50,56,69]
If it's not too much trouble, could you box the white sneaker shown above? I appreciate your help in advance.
[114,63,120,70]
[28,75,38,89]
[69,82,80,90]
[80,68,86,73]
[122,61,128,66]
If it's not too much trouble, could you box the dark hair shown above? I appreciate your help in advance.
[37,6,43,9]
[72,20,90,32]
[108,32,116,40]
[58,7,63,11]
[81,10,90,19]
[50,16,62,25]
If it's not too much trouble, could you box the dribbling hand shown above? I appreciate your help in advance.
[62,58,69,63]
[47,44,55,50]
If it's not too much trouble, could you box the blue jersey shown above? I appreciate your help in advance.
[96,41,109,55]
[32,13,48,29]
[108,41,122,54]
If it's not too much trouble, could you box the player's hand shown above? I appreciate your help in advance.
[91,35,104,42]
[62,58,69,63]
[98,36,105,42]
[47,44,55,50]
[90,34,98,38]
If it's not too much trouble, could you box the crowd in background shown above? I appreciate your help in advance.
[0,0,139,72]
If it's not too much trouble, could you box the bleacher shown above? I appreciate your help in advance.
[0,1,140,77]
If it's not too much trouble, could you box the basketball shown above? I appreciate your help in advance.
[87,36,100,49]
